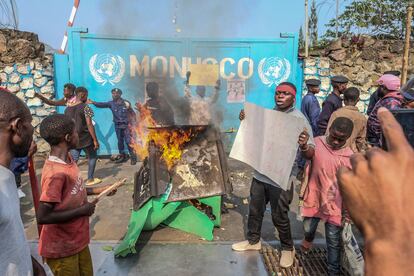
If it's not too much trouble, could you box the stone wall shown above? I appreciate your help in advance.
[303,36,409,113]
[0,29,55,152]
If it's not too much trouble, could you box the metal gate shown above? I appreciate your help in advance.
[53,28,300,154]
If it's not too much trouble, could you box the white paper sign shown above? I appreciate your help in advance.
[230,102,306,190]
[227,79,245,103]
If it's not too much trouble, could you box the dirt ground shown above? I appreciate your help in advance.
[22,155,328,244]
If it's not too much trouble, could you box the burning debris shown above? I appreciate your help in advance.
[114,90,231,257]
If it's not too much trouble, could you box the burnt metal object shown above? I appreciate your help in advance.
[166,126,232,202]
[133,125,232,209]
[261,246,351,276]
[133,141,170,211]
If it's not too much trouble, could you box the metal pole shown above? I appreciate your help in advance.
[402,5,413,85]
[335,0,339,38]
[10,0,18,29]
[305,0,309,57]
[59,0,80,54]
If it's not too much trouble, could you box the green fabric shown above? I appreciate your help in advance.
[114,200,153,257]
[143,197,181,230]
[163,202,215,241]
[114,193,222,257]
[199,196,221,227]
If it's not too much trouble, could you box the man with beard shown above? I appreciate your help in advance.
[232,82,315,268]
[367,74,403,147]
[366,71,400,115]
[0,89,45,275]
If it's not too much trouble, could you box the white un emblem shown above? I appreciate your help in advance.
[258,57,291,87]
[89,54,125,86]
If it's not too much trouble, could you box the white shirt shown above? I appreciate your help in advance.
[0,165,32,276]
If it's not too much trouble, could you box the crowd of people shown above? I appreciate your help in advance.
[232,71,414,276]
[0,69,413,275]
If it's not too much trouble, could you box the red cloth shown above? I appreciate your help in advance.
[301,136,353,226]
[276,84,296,97]
[38,157,89,258]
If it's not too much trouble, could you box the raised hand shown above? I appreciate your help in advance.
[337,107,414,275]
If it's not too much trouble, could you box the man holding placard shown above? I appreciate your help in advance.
[231,82,315,268]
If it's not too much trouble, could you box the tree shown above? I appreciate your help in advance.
[324,0,412,39]
[309,0,318,47]
[299,26,305,50]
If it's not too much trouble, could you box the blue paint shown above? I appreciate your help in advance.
[53,54,70,114]
[54,28,300,154]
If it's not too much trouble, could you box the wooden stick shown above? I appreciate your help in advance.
[95,178,127,202]
[402,5,413,85]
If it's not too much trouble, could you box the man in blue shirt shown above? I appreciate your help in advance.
[301,79,321,135]
[89,88,137,165]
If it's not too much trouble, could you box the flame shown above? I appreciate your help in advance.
[130,103,198,170]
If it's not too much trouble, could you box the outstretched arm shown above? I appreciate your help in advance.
[37,201,96,225]
[90,100,111,108]
[34,93,66,106]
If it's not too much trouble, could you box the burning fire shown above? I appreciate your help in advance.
[130,103,199,170]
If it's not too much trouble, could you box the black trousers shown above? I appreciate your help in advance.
[247,177,294,250]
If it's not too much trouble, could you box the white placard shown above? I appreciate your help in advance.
[230,102,306,190]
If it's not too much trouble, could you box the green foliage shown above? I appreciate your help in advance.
[324,0,412,39]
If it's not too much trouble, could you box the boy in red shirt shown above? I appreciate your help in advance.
[38,114,113,276]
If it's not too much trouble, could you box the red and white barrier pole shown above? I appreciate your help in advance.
[59,0,80,54]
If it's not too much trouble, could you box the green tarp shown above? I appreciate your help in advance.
[114,191,221,258]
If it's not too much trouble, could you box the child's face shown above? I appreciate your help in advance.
[67,128,79,149]
[327,129,349,150]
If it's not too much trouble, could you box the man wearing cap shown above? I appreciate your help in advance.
[232,82,315,269]
[301,79,321,135]
[89,88,138,165]
[367,74,403,147]
[367,71,400,115]
[317,76,348,136]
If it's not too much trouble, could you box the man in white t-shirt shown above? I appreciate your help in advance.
[0,88,45,276]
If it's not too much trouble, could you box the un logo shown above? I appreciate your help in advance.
[89,54,125,86]
[258,57,291,87]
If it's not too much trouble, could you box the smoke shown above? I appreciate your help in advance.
[98,0,252,38]
[98,0,253,127]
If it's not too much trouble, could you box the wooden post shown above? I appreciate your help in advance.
[401,5,413,85]
[28,157,42,235]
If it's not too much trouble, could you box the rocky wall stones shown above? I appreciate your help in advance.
[303,36,407,113]
[0,29,56,153]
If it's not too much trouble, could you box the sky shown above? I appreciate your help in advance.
[12,0,348,49]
